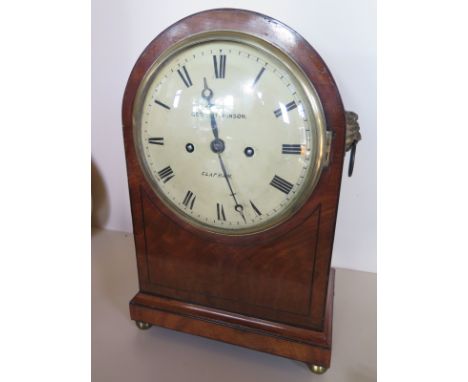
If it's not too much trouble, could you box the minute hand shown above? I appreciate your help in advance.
[217,154,246,223]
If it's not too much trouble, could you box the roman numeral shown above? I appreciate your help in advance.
[158,166,174,183]
[270,175,294,194]
[213,55,226,78]
[252,67,266,86]
[154,100,170,109]
[177,65,193,88]
[274,101,297,118]
[250,200,262,216]
[282,144,302,154]
[217,203,226,221]
[148,137,164,145]
[182,190,196,209]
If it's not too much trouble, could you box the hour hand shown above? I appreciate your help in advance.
[201,77,213,104]
[209,111,220,141]
[202,77,220,142]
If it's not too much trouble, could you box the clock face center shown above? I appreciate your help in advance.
[210,138,225,154]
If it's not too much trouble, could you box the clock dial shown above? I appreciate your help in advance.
[134,37,327,234]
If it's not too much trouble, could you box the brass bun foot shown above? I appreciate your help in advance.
[135,320,152,330]
[308,364,328,374]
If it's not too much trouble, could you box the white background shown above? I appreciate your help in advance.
[2,1,468,381]
[92,0,377,273]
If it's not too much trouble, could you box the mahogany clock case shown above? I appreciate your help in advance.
[122,9,346,368]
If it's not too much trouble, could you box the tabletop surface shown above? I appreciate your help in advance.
[92,229,376,382]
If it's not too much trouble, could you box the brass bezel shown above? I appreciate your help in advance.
[132,31,328,236]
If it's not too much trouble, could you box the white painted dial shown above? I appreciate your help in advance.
[134,37,326,235]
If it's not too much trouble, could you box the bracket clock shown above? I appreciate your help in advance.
[122,8,361,374]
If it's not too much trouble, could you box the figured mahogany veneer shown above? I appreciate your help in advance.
[130,269,334,366]
[123,9,345,368]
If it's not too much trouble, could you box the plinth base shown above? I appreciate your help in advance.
[130,268,335,369]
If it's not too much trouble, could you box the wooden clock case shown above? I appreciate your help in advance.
[122,9,346,370]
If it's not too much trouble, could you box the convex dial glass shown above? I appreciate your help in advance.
[134,36,326,235]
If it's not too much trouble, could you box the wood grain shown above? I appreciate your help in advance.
[122,8,345,367]
[130,269,335,367]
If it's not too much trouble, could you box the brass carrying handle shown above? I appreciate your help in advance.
[345,111,362,177]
